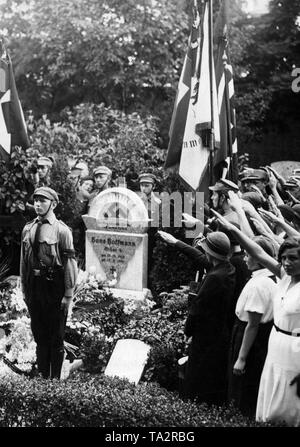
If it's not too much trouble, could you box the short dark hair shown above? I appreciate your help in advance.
[278,237,300,262]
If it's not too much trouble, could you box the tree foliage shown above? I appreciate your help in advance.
[0,0,190,143]
[233,0,300,161]
[29,103,165,181]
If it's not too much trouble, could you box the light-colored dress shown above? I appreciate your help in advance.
[256,273,300,426]
[235,268,275,323]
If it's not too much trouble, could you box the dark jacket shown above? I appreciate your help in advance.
[227,251,250,333]
[175,240,209,281]
[182,260,236,405]
[175,241,249,334]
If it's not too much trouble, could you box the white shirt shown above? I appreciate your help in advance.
[273,273,300,332]
[235,268,276,323]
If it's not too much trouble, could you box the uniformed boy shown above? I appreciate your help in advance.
[36,156,53,187]
[93,166,112,193]
[88,166,112,209]
[138,173,161,277]
[20,187,78,379]
[138,173,161,220]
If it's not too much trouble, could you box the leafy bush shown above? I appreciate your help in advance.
[148,171,200,298]
[31,104,164,182]
[79,334,113,375]
[150,234,196,298]
[158,287,189,320]
[0,148,28,216]
[0,372,278,427]
[73,287,189,390]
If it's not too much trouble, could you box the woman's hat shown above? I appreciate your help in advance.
[197,231,231,261]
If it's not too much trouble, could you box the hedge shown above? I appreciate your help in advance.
[0,371,279,427]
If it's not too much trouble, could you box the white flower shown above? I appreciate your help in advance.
[8,286,27,313]
[145,298,156,309]
[3,315,36,366]
[76,269,88,284]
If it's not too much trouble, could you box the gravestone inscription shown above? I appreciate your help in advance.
[82,187,150,299]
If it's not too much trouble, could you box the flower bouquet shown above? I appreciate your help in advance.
[0,315,36,376]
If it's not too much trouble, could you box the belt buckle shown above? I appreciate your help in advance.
[33,269,41,276]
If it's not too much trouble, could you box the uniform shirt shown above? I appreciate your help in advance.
[235,268,276,323]
[87,186,110,210]
[139,191,161,225]
[20,214,77,298]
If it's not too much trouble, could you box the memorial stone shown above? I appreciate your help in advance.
[82,187,150,300]
[104,339,151,385]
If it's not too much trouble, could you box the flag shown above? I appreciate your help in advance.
[0,51,29,162]
[164,1,202,171]
[179,0,220,191]
[214,0,238,182]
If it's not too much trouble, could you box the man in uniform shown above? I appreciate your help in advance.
[20,187,78,379]
[138,173,161,275]
[239,168,269,197]
[68,161,89,189]
[209,178,240,225]
[93,165,112,193]
[25,156,54,218]
[138,173,161,221]
[88,166,112,209]
[36,156,53,187]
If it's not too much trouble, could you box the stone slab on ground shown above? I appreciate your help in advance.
[104,339,151,385]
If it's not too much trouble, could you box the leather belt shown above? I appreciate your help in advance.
[274,323,300,337]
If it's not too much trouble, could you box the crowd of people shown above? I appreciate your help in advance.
[158,165,300,427]
[4,153,300,426]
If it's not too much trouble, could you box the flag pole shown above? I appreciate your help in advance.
[224,54,234,180]
[208,0,215,187]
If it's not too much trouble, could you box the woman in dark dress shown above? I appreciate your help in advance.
[158,229,236,405]
[182,232,236,405]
